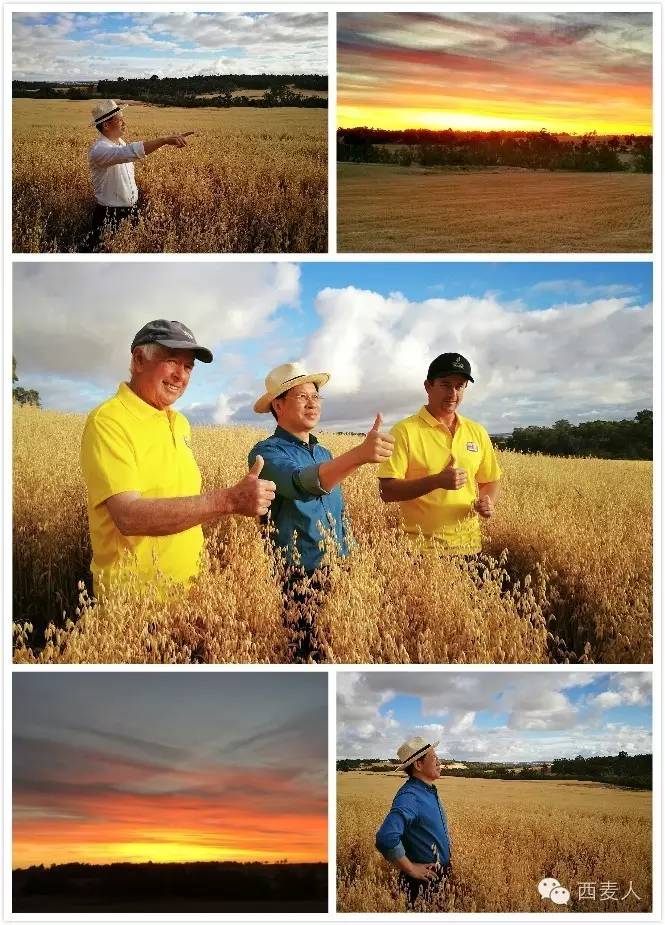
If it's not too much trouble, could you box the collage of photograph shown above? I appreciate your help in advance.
[5,5,658,923]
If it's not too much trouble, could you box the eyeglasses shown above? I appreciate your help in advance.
[289,393,322,404]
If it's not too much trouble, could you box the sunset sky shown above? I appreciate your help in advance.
[338,12,652,135]
[13,673,327,869]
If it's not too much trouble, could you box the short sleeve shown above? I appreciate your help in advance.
[377,422,409,479]
[475,427,502,484]
[81,413,141,508]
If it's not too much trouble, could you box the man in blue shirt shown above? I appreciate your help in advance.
[249,362,394,661]
[376,736,452,908]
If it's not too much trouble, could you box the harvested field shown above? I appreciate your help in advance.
[337,164,651,252]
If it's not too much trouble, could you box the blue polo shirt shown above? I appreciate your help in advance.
[248,426,348,573]
[375,777,451,866]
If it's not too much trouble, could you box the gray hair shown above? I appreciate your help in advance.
[130,342,163,376]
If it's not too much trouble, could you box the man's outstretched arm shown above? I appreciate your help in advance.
[104,457,275,536]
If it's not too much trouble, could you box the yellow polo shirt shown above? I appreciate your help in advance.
[378,406,502,553]
[80,382,204,594]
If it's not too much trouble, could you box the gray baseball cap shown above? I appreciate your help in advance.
[131,320,213,363]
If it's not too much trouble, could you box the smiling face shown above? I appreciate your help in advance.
[272,381,321,435]
[130,344,195,411]
[425,373,469,420]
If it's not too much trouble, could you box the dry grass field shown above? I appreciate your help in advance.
[337,772,652,913]
[337,163,652,253]
[13,405,652,664]
[12,99,327,253]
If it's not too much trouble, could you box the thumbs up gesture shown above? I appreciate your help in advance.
[357,413,395,464]
[438,454,467,490]
[227,454,276,516]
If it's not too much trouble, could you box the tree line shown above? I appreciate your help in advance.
[337,127,652,173]
[494,411,652,460]
[337,753,652,789]
[13,75,328,109]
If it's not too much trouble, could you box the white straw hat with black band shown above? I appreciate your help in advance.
[91,99,127,127]
[254,362,330,414]
[396,735,440,769]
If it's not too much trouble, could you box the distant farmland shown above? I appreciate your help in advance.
[337,164,652,252]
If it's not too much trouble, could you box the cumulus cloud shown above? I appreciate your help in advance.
[290,286,651,432]
[13,12,328,81]
[337,672,652,761]
[13,262,300,399]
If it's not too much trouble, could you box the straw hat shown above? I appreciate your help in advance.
[254,362,330,414]
[91,99,126,127]
[396,735,440,769]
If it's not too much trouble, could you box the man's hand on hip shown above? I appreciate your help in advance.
[225,456,276,516]
[437,455,467,490]
[356,413,395,464]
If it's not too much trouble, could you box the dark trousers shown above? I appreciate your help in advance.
[282,568,329,664]
[82,202,140,252]
[399,863,452,908]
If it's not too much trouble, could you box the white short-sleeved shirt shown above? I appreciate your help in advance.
[88,136,146,207]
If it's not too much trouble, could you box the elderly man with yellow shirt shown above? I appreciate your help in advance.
[80,319,276,595]
[378,353,501,554]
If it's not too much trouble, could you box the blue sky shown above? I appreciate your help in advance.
[13,12,328,81]
[14,261,652,433]
[338,672,652,761]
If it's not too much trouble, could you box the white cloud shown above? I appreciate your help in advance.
[337,672,652,761]
[13,263,300,393]
[298,286,652,431]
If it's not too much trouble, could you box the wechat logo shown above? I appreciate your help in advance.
[538,877,570,905]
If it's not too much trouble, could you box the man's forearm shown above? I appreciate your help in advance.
[379,475,442,503]
[318,446,364,492]
[106,490,237,537]
[477,481,500,501]
[142,137,170,156]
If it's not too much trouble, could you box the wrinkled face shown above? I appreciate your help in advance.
[272,381,321,433]
[425,374,468,418]
[414,747,441,781]
[132,345,195,411]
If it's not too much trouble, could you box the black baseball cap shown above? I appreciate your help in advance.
[131,320,213,363]
[427,353,474,383]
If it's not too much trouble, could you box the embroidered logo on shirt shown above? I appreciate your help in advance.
[466,442,479,452]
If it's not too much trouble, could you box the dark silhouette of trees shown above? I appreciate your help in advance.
[12,357,40,407]
[498,411,652,460]
[337,127,652,173]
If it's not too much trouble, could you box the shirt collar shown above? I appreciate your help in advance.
[408,776,438,794]
[274,425,319,447]
[417,405,466,431]
[117,381,168,420]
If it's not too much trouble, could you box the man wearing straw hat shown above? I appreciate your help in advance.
[86,99,194,250]
[249,361,394,662]
[378,352,501,555]
[376,735,452,908]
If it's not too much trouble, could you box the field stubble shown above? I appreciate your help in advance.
[337,772,652,913]
[13,406,652,664]
[13,100,327,253]
[337,163,652,253]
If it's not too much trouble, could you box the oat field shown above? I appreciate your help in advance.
[12,100,327,253]
[337,163,652,252]
[337,772,652,913]
[13,405,652,664]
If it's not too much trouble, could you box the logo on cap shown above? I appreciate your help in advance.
[453,355,464,368]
